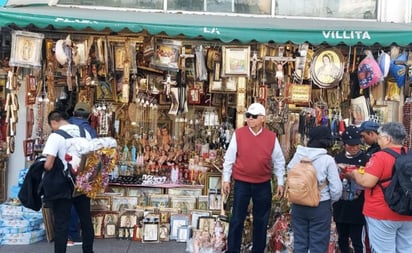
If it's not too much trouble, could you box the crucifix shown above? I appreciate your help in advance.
[250,51,262,79]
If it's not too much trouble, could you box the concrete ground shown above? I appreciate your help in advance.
[0,238,188,253]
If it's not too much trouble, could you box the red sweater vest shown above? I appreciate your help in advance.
[232,126,276,183]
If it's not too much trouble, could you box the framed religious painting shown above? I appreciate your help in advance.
[170,214,189,240]
[190,210,212,229]
[142,213,160,243]
[188,88,201,104]
[152,39,182,72]
[177,225,190,242]
[23,139,34,157]
[9,30,44,68]
[159,224,170,241]
[25,75,37,105]
[310,48,344,88]
[90,195,111,211]
[95,80,116,102]
[222,45,250,76]
[115,45,126,71]
[159,207,179,224]
[91,212,105,238]
[197,216,216,234]
[206,173,222,194]
[197,195,209,210]
[103,212,119,238]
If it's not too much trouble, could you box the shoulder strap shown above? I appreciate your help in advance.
[55,126,86,139]
[54,129,72,139]
[79,126,86,138]
[376,147,405,189]
[381,148,401,159]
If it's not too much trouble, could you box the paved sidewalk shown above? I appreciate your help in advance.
[0,238,187,253]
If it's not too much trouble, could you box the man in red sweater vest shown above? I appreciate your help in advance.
[223,102,285,253]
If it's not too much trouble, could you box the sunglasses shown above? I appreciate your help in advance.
[245,113,260,119]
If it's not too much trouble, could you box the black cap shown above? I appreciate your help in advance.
[341,125,362,145]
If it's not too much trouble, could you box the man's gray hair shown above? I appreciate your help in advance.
[378,122,406,145]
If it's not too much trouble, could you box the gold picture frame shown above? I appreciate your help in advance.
[197,195,209,210]
[310,47,344,88]
[9,30,44,68]
[115,45,126,71]
[222,45,250,76]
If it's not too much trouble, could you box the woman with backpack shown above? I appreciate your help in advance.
[348,122,412,253]
[287,126,342,253]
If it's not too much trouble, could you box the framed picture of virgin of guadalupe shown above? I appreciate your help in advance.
[310,48,344,88]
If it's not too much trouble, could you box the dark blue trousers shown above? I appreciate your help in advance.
[69,206,80,241]
[227,180,272,253]
[291,200,332,253]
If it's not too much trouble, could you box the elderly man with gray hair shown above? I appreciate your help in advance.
[348,122,412,253]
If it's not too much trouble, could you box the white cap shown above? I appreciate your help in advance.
[246,103,266,116]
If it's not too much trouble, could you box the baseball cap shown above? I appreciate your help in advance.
[359,120,380,133]
[74,102,91,114]
[246,103,266,116]
[341,125,362,145]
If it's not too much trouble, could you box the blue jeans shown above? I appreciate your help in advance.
[227,180,272,253]
[291,200,332,253]
[69,206,80,241]
[365,216,412,253]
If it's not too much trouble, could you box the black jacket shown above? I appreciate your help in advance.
[18,156,47,211]
[18,155,74,211]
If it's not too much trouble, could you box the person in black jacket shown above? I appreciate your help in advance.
[333,126,369,253]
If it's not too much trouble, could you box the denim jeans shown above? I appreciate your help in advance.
[227,180,271,253]
[291,200,332,253]
[365,216,412,253]
[69,206,80,241]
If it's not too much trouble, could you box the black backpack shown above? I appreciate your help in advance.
[41,127,86,201]
[378,148,412,215]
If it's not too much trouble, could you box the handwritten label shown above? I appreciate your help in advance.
[141,174,167,185]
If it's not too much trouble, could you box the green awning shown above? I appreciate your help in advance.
[0,5,411,46]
